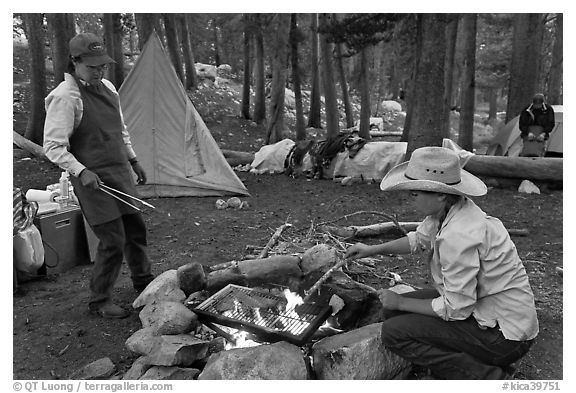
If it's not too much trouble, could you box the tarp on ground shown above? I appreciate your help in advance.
[118,31,249,198]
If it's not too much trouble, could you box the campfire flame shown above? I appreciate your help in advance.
[219,288,315,349]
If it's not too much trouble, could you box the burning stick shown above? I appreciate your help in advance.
[318,211,408,236]
[258,222,293,259]
[203,321,237,345]
[303,256,350,302]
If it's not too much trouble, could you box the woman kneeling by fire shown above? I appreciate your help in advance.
[345,147,538,380]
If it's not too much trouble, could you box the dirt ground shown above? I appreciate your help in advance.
[12,151,563,380]
[12,42,562,380]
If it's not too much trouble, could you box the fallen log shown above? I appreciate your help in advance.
[369,131,403,138]
[220,149,254,167]
[465,155,562,183]
[13,131,48,160]
[319,222,420,239]
[321,221,529,239]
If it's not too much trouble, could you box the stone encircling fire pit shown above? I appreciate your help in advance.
[71,241,412,380]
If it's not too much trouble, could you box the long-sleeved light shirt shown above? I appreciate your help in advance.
[407,197,539,341]
[43,73,137,177]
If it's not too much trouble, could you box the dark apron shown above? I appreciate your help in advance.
[69,78,139,226]
[521,125,546,157]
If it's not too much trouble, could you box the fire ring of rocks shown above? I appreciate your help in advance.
[74,243,413,380]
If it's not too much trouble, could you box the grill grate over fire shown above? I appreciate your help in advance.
[189,284,331,346]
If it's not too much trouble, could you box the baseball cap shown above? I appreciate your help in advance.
[69,33,115,66]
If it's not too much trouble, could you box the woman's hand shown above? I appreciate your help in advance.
[377,289,401,310]
[345,243,374,260]
[131,161,147,184]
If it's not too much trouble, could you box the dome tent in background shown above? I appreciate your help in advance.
[486,105,562,157]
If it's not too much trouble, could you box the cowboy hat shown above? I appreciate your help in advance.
[380,146,487,196]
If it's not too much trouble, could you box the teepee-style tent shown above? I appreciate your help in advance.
[118,31,249,198]
[486,105,563,157]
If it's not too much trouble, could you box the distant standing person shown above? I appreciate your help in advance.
[518,93,555,157]
[43,33,154,319]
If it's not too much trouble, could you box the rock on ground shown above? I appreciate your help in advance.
[123,356,152,380]
[139,300,198,335]
[133,270,186,309]
[312,322,411,379]
[69,357,116,380]
[177,262,207,296]
[148,335,209,367]
[140,366,200,380]
[198,341,308,380]
[125,328,160,356]
[301,244,338,275]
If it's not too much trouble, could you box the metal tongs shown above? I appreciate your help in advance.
[99,183,156,212]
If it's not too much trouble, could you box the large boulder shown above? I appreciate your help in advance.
[312,322,411,379]
[238,255,303,287]
[132,270,186,309]
[301,244,338,275]
[147,335,210,367]
[195,63,217,81]
[139,300,198,335]
[69,357,116,380]
[125,327,160,356]
[380,100,402,113]
[140,366,200,380]
[177,262,207,296]
[198,341,308,380]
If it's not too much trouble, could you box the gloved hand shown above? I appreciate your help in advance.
[527,132,536,141]
[535,133,546,142]
[79,169,102,190]
[345,243,374,260]
[131,161,147,185]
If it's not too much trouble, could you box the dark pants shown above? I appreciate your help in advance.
[380,289,534,379]
[88,213,153,308]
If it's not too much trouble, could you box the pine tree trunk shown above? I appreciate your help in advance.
[45,13,76,84]
[548,14,563,105]
[307,13,322,129]
[22,13,47,145]
[335,42,355,129]
[103,13,125,89]
[135,13,160,51]
[358,47,372,140]
[163,14,184,84]
[488,87,498,120]
[406,14,447,158]
[290,14,306,141]
[253,14,266,124]
[458,13,477,151]
[241,14,251,119]
[505,13,545,123]
[442,14,459,137]
[319,13,339,141]
[212,19,221,67]
[180,15,197,90]
[401,18,422,143]
[265,14,291,145]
